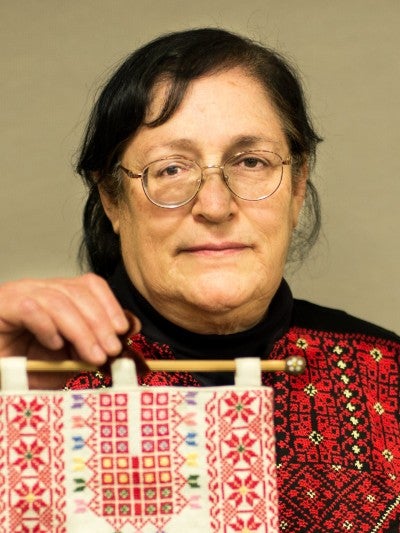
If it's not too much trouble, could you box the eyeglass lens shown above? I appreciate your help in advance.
[142,151,285,208]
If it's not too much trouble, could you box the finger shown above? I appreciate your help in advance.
[123,310,142,336]
[0,275,135,364]
[68,273,130,333]
[52,276,129,357]
[19,298,64,350]
[21,291,109,365]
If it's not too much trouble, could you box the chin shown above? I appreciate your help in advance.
[182,287,266,334]
[184,280,257,313]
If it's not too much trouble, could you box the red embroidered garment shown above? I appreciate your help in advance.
[64,265,400,532]
[68,326,400,532]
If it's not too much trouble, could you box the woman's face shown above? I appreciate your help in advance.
[101,68,306,334]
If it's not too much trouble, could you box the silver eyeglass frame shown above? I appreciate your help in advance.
[116,150,292,209]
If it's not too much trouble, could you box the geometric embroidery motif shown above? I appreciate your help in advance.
[96,394,134,520]
[266,329,400,532]
[0,386,277,531]
[0,395,66,533]
[85,390,188,531]
[206,389,278,532]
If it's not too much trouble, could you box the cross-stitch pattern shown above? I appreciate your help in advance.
[66,328,400,532]
[0,387,277,532]
[206,389,277,532]
[0,395,66,532]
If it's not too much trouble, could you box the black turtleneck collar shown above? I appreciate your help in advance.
[108,262,294,361]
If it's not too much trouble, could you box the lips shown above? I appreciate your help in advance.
[179,242,250,254]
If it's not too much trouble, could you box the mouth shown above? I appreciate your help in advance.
[179,242,251,256]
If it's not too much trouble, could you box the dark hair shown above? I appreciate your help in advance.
[76,27,322,278]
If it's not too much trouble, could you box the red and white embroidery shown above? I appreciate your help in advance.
[0,395,66,533]
[0,387,277,532]
[206,389,278,532]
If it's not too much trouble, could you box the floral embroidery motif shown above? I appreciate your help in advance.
[309,431,324,445]
[222,391,257,423]
[226,473,260,506]
[370,348,383,362]
[0,395,66,531]
[13,480,48,514]
[382,449,394,462]
[206,389,278,532]
[304,383,317,397]
[11,438,46,471]
[9,397,46,430]
[296,338,308,350]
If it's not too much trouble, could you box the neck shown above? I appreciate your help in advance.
[143,294,271,334]
[107,262,293,347]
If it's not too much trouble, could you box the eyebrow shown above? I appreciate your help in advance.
[146,135,283,154]
[228,135,282,151]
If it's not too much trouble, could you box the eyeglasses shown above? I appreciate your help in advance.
[117,150,292,208]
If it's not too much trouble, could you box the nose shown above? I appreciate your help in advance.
[190,165,236,222]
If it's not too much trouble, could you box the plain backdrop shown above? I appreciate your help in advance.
[0,0,399,333]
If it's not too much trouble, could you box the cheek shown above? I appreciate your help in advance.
[251,194,294,239]
[118,207,163,290]
[116,192,147,258]
[117,192,177,266]
[249,198,296,269]
[119,205,154,254]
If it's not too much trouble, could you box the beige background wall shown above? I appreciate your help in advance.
[0,0,399,333]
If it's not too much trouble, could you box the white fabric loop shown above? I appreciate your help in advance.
[111,357,138,389]
[234,357,262,387]
[0,356,29,391]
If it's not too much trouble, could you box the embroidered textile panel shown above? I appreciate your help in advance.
[0,386,277,532]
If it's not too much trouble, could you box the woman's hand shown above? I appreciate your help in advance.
[0,273,136,389]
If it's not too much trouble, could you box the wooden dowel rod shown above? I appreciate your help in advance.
[22,357,305,374]
[27,360,97,372]
[146,360,287,372]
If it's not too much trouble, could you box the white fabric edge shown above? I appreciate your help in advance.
[234,357,262,387]
[0,356,29,392]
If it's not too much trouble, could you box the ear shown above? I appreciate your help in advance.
[98,184,121,235]
[291,163,308,228]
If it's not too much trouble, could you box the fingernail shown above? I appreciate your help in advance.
[51,334,64,349]
[123,310,141,334]
[92,344,107,364]
[113,314,129,332]
[106,334,122,355]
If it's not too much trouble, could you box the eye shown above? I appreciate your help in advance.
[161,164,182,176]
[150,159,193,179]
[242,156,266,168]
[232,153,271,171]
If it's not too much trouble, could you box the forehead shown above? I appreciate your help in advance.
[128,68,287,159]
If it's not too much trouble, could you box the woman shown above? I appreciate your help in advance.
[0,29,398,531]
